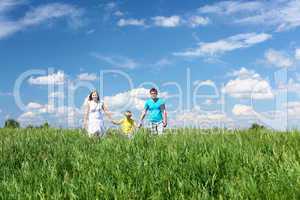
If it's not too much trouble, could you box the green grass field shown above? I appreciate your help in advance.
[0,128,300,199]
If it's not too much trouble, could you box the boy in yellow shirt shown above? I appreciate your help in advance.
[112,111,136,138]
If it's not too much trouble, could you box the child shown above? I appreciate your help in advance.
[111,111,136,139]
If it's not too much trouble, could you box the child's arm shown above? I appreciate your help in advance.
[112,119,122,125]
[133,121,138,129]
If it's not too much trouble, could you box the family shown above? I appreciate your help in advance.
[83,88,168,138]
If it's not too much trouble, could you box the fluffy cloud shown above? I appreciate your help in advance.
[170,109,233,128]
[77,73,97,81]
[187,16,210,27]
[116,14,209,29]
[199,0,300,32]
[199,1,263,15]
[49,91,64,99]
[28,71,66,85]
[0,2,83,39]
[117,18,145,27]
[114,11,124,17]
[103,2,124,20]
[194,80,216,86]
[0,0,25,13]
[0,91,12,96]
[19,101,82,127]
[152,16,181,27]
[295,49,300,60]
[91,53,138,69]
[174,33,271,57]
[232,104,256,117]
[286,101,300,119]
[26,102,44,110]
[154,58,172,67]
[18,111,44,126]
[264,49,293,68]
[223,67,274,99]
[104,87,168,112]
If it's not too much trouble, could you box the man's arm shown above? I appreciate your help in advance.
[138,109,147,127]
[161,104,167,127]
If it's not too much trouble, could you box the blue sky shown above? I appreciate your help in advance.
[1,0,300,129]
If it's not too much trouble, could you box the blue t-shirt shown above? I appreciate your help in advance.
[144,98,165,123]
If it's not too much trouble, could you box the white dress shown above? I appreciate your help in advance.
[87,101,105,136]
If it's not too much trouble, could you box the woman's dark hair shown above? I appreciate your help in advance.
[149,88,158,94]
[89,91,100,101]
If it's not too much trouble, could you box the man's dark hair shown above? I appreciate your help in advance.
[149,88,158,94]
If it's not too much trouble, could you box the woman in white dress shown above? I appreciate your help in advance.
[83,90,112,137]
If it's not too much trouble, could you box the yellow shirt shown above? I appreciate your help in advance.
[119,117,135,134]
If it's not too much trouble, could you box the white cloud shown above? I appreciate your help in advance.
[116,14,209,29]
[103,87,168,113]
[0,91,12,96]
[286,101,300,119]
[86,29,95,35]
[227,67,259,79]
[117,18,145,27]
[223,67,274,99]
[27,102,44,110]
[28,71,66,85]
[0,2,83,39]
[49,91,64,99]
[199,1,264,15]
[174,32,271,57]
[0,0,26,14]
[278,78,300,95]
[232,104,256,117]
[18,111,45,127]
[114,10,124,17]
[187,16,210,27]
[92,53,138,69]
[194,79,216,86]
[103,2,124,21]
[152,15,181,27]
[295,48,300,60]
[105,2,117,10]
[77,73,97,81]
[264,49,293,68]
[170,109,233,128]
[154,58,172,67]
[19,102,82,127]
[199,0,300,32]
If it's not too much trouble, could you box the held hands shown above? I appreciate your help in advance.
[138,121,143,128]
[163,120,167,128]
[83,122,88,130]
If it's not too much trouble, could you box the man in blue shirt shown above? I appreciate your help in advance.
[139,88,168,134]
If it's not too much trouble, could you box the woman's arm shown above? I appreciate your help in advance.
[83,102,90,129]
[102,102,113,120]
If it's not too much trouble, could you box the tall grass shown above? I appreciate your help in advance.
[0,128,299,199]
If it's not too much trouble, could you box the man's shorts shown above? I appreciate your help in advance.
[149,121,164,135]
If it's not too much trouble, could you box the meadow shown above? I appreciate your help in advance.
[0,128,299,199]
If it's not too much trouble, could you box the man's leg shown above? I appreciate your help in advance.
[157,122,164,135]
[150,122,158,135]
